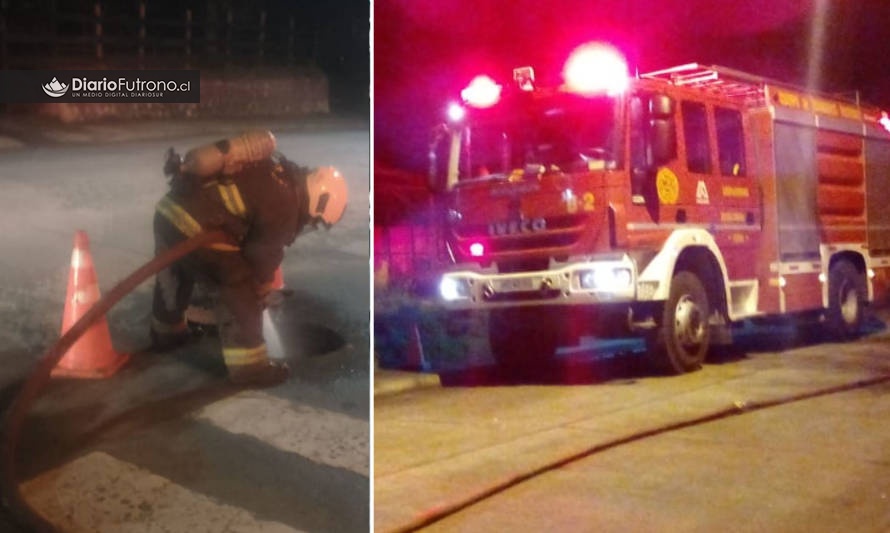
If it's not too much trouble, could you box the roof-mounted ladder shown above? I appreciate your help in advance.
[641,63,889,132]
[641,63,769,105]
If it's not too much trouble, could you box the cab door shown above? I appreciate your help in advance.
[677,101,762,316]
[710,105,762,316]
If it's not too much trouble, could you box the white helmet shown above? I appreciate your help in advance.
[307,166,348,227]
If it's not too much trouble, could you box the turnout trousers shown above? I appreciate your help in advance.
[150,211,271,372]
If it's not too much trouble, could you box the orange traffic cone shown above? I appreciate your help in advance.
[52,230,129,379]
[403,323,430,371]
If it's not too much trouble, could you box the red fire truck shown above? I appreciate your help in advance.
[429,43,890,375]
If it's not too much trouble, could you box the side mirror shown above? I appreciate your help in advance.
[649,94,674,118]
[650,119,676,165]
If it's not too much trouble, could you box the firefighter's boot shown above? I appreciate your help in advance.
[228,360,291,387]
[149,318,193,351]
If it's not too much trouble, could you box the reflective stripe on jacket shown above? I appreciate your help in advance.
[155,195,241,252]
[217,181,248,218]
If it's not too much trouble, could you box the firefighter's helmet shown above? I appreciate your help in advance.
[307,166,348,228]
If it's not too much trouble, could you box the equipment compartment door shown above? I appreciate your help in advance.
[774,122,823,312]
[712,106,762,287]
[774,123,820,260]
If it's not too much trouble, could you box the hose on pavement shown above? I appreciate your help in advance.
[0,230,228,532]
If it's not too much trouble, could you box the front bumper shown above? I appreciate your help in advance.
[438,254,636,308]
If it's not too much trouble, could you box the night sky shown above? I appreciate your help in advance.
[374,0,890,173]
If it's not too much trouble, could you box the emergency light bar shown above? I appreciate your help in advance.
[448,102,466,122]
[563,42,629,96]
[881,112,890,134]
[461,75,502,108]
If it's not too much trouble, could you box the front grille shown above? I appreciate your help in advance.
[491,233,578,252]
[453,214,588,255]
[455,214,587,238]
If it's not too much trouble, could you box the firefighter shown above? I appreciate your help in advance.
[149,130,348,387]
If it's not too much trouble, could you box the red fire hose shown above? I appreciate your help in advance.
[0,230,228,532]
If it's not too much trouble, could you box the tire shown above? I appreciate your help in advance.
[826,260,866,339]
[649,271,710,374]
[488,307,558,379]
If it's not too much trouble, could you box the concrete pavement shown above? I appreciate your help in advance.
[424,380,890,532]
[15,333,369,532]
[374,309,890,532]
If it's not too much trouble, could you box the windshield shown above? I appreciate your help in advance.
[459,94,620,179]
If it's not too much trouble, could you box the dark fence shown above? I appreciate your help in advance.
[0,1,362,120]
[0,1,322,70]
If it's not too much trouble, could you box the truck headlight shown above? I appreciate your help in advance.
[440,276,470,301]
[578,267,632,290]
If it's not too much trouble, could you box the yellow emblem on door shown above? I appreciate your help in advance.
[656,168,680,205]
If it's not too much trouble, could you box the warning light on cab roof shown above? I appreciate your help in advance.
[563,42,629,96]
[448,102,466,122]
[880,112,890,134]
[461,75,502,108]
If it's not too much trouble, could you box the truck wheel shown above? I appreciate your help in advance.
[489,308,558,379]
[826,260,865,339]
[649,271,710,374]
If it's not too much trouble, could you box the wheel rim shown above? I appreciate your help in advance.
[839,281,859,326]
[674,294,705,349]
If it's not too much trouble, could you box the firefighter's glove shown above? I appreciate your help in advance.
[257,282,285,308]
[265,290,286,308]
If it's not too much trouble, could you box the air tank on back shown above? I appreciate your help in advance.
[181,129,277,179]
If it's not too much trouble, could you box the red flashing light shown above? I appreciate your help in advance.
[461,75,502,108]
[563,42,629,96]
[469,242,485,257]
[448,102,466,122]
[880,112,890,134]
